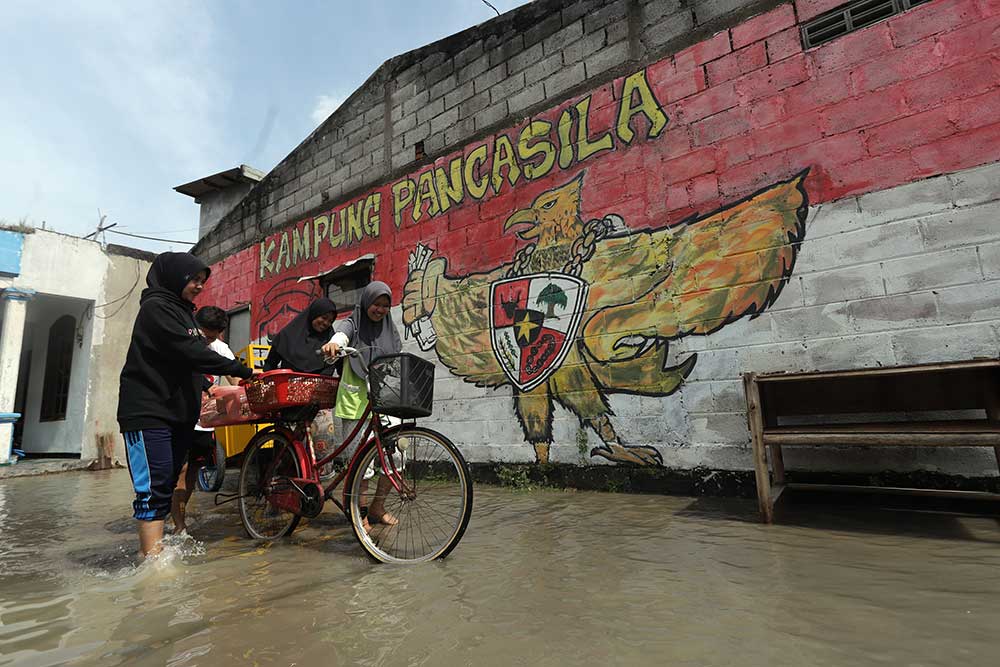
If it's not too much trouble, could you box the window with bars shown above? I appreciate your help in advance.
[40,315,75,422]
[801,0,933,49]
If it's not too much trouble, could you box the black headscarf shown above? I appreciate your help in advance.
[269,297,338,374]
[340,281,402,380]
[141,252,210,310]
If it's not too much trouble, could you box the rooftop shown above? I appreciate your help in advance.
[174,164,265,201]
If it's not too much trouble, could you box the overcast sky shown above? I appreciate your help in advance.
[0,0,530,252]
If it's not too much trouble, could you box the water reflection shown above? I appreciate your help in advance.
[0,470,999,666]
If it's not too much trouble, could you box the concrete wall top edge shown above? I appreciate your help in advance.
[193,0,785,263]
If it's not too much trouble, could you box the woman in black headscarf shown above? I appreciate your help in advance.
[321,281,402,529]
[118,252,254,558]
[262,298,339,476]
[263,298,338,374]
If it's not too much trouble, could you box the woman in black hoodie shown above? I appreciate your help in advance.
[118,252,253,558]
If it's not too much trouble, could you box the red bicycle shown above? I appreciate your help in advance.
[234,350,473,563]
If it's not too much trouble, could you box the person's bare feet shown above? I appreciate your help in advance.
[367,506,398,528]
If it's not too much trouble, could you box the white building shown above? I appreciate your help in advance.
[0,226,153,465]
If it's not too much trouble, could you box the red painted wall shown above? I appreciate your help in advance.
[198,0,1000,341]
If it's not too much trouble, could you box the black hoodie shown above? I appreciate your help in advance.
[117,252,252,432]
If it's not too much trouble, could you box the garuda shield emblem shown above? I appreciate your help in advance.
[489,273,588,391]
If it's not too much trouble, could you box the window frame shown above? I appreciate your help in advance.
[801,0,933,49]
[225,304,251,357]
[318,256,376,318]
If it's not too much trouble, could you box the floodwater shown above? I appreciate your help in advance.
[1,470,999,666]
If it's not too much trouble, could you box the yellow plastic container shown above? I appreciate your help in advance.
[217,422,266,459]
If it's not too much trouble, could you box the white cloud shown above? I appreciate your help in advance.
[0,1,229,244]
[0,0,538,249]
[311,94,346,126]
[70,1,229,175]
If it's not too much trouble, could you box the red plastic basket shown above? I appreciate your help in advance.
[243,370,340,414]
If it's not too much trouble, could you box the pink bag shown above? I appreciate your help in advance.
[199,386,261,427]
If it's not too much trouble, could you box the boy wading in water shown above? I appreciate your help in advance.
[118,253,253,558]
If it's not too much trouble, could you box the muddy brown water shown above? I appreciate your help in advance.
[1,469,998,666]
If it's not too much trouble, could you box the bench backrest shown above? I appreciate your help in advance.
[751,361,1000,427]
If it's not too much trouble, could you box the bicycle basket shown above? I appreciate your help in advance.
[369,353,434,418]
[244,370,339,414]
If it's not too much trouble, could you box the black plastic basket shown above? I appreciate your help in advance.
[369,353,435,418]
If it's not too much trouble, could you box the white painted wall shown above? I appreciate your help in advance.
[86,251,148,463]
[5,230,150,461]
[664,162,1000,476]
[10,232,108,456]
[13,230,110,300]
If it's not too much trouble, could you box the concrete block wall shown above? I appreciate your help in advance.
[673,162,1000,475]
[194,0,1000,477]
[195,0,788,264]
[198,182,258,240]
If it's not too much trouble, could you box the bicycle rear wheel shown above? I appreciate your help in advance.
[238,430,302,540]
[346,427,473,563]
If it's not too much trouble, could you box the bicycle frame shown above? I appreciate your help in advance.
[258,402,408,517]
[237,361,472,562]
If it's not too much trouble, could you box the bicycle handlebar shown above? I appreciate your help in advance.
[315,346,358,365]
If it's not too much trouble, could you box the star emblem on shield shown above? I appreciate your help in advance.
[489,272,589,391]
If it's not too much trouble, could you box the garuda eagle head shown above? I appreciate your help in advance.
[502,173,585,248]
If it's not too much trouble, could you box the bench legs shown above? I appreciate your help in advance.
[988,379,1000,475]
[771,444,786,485]
[744,374,775,523]
[752,440,773,523]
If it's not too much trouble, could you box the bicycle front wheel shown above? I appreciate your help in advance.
[346,427,473,563]
[238,430,302,540]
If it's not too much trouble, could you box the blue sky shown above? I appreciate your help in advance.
[0,0,530,252]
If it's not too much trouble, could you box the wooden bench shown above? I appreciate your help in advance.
[742,359,1000,523]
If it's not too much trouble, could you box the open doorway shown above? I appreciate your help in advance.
[17,294,94,458]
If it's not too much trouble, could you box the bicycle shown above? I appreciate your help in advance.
[233,349,473,563]
[193,434,227,493]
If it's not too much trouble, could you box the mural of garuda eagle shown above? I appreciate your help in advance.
[402,170,808,466]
